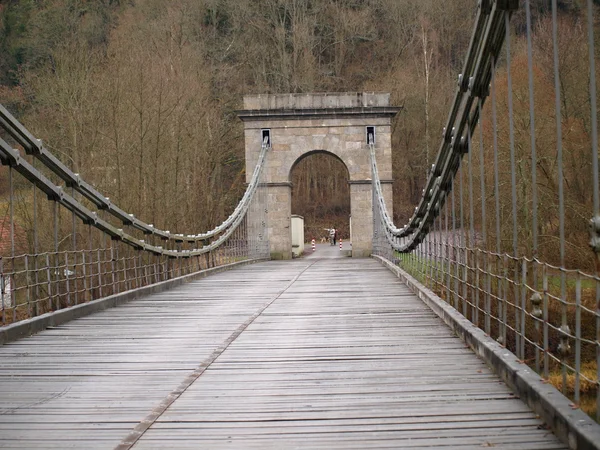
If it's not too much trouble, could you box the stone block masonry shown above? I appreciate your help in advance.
[238,93,401,259]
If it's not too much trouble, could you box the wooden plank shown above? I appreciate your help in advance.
[0,262,307,448]
[0,259,566,449]
[135,258,563,449]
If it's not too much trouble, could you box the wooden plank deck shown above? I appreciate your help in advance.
[0,253,564,449]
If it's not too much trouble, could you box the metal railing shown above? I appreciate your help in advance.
[372,0,599,422]
[0,111,270,325]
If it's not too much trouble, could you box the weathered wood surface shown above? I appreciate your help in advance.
[0,253,564,449]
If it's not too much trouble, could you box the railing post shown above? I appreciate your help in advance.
[589,215,600,419]
[474,249,480,328]
[9,166,15,323]
[484,251,491,336]
[81,251,87,304]
[557,323,571,396]
[45,253,52,312]
[0,256,5,325]
[530,291,543,374]
[65,252,71,307]
[542,265,549,379]
[33,159,40,312]
[87,224,93,301]
[110,240,116,295]
[25,255,31,319]
[97,248,103,299]
[71,188,78,306]
[574,275,581,406]
[520,259,526,360]
[125,246,131,292]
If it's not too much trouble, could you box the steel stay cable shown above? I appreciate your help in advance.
[0,103,267,244]
[370,1,518,257]
[383,0,517,253]
[0,135,270,258]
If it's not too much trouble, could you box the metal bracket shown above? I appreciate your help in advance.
[495,0,519,11]
[557,324,571,358]
[469,76,490,99]
[458,74,469,93]
[530,292,543,319]
[588,215,600,253]
[479,0,492,14]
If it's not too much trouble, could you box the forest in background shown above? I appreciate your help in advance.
[0,0,599,269]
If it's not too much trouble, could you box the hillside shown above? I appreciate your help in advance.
[0,0,597,267]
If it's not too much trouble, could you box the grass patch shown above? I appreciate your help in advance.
[547,362,598,420]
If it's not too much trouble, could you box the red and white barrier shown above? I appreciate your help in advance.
[311,239,315,252]
[339,239,343,250]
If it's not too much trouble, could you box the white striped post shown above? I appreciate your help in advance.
[311,239,315,252]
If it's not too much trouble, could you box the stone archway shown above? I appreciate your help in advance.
[289,150,350,242]
[238,93,400,259]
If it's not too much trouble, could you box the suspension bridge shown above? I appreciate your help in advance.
[1,1,600,449]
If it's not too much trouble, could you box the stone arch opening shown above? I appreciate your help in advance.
[289,150,350,244]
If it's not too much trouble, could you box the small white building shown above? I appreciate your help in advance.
[1,273,12,309]
[291,215,305,258]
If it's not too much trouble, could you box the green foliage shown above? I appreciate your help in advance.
[0,0,123,87]
[0,0,34,85]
